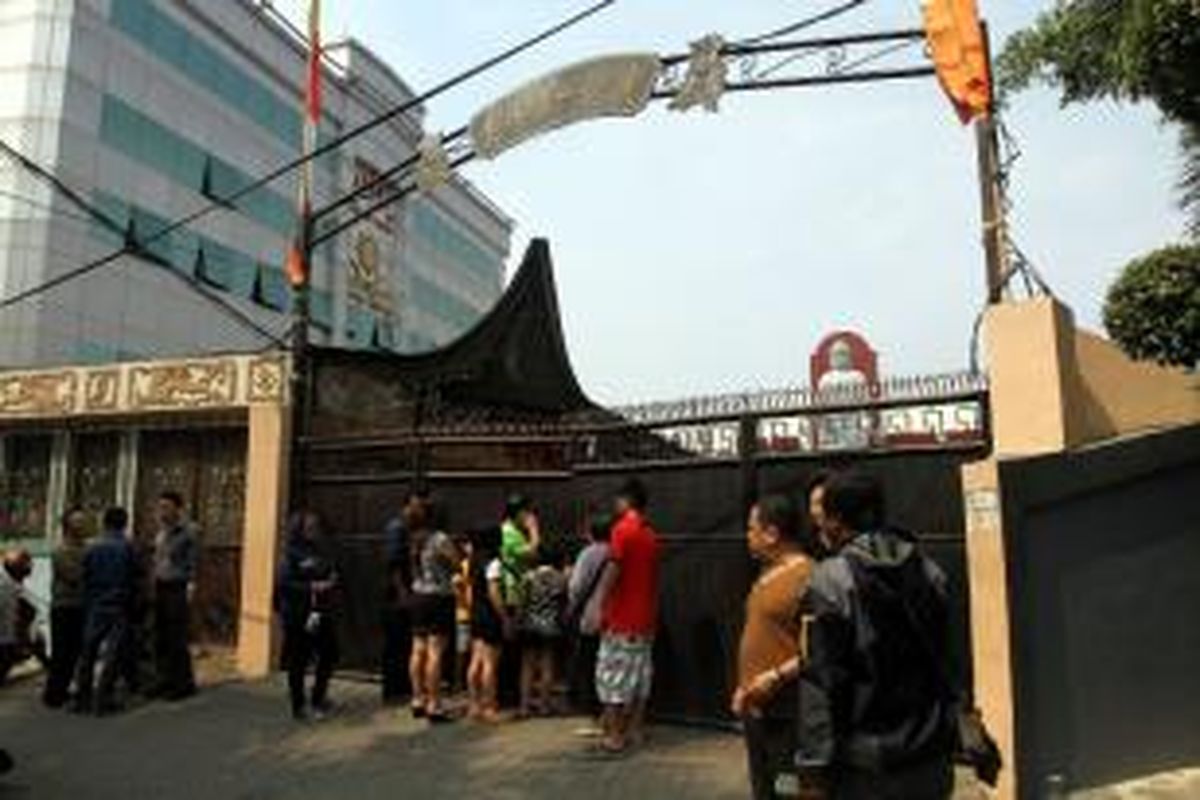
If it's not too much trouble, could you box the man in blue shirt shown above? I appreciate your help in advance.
[75,507,136,715]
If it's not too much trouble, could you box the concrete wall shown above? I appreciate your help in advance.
[1070,331,1200,444]
[964,297,1200,799]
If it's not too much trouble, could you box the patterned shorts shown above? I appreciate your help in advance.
[595,634,654,706]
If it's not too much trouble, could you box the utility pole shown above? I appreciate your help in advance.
[975,22,1007,304]
[288,0,322,508]
[288,220,312,507]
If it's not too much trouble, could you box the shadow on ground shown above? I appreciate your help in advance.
[0,678,748,800]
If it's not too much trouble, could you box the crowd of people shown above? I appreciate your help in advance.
[279,467,977,798]
[0,467,982,797]
[733,470,983,800]
[0,491,200,722]
[282,478,663,758]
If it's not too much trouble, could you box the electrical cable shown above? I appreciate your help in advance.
[739,0,872,46]
[0,142,288,344]
[0,0,617,312]
[0,188,99,226]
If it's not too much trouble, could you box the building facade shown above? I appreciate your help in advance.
[0,0,512,367]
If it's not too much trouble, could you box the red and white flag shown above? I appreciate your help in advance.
[287,0,322,287]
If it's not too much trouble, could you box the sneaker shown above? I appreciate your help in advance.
[292,707,309,722]
[311,701,333,721]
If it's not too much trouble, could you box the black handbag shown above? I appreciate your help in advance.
[953,703,1003,787]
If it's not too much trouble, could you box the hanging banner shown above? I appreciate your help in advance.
[470,53,661,159]
[922,0,991,123]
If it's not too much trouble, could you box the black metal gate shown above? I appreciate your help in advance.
[302,360,988,724]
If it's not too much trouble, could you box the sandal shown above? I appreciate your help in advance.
[427,708,455,724]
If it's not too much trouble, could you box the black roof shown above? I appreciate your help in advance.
[311,238,596,422]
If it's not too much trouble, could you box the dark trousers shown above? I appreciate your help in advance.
[154,581,195,698]
[43,606,85,707]
[744,711,797,800]
[832,758,955,800]
[75,610,128,711]
[284,618,338,714]
[568,634,601,716]
[380,607,411,702]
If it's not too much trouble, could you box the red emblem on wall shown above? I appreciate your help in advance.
[810,331,879,391]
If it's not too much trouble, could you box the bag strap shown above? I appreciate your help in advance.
[566,555,610,624]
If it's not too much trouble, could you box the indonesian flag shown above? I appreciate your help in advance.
[306,0,322,124]
[922,0,991,124]
[287,0,322,288]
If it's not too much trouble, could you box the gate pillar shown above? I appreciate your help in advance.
[237,403,291,677]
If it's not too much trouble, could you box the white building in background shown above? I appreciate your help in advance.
[0,0,511,367]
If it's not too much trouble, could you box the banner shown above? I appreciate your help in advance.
[470,53,661,159]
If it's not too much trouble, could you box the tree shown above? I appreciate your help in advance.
[1102,245,1200,369]
[997,0,1200,236]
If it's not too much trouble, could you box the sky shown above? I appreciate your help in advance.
[275,0,1189,405]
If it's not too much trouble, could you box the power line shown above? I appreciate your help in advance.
[0,0,616,313]
[0,140,122,234]
[0,188,98,226]
[739,0,873,46]
[0,138,288,345]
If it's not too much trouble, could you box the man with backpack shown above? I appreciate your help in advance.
[795,470,956,799]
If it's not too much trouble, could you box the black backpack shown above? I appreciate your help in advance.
[844,551,1002,787]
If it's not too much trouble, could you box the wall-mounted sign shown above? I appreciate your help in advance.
[346,157,398,314]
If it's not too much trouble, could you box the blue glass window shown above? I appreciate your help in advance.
[345,305,375,344]
[309,289,333,329]
[110,0,341,159]
[254,264,291,312]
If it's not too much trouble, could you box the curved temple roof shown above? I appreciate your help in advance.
[311,238,596,425]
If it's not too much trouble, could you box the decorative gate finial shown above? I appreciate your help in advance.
[669,34,727,113]
[415,133,452,193]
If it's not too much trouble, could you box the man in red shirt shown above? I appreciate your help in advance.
[595,478,660,755]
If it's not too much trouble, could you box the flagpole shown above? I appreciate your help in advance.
[289,0,321,507]
[973,22,1005,304]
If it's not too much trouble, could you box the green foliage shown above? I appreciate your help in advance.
[998,1,1200,236]
[1102,245,1200,368]
[1183,124,1200,239]
[997,0,1200,125]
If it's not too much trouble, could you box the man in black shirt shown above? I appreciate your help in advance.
[380,488,429,704]
[796,471,955,800]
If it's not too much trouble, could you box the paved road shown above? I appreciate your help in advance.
[11,675,1187,799]
[0,678,750,799]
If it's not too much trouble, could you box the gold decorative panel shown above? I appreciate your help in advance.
[129,362,238,410]
[0,372,77,416]
[0,353,290,421]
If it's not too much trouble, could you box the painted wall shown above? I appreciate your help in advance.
[1001,425,1200,795]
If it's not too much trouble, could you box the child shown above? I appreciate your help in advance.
[452,534,472,694]
[466,527,507,723]
[519,546,567,717]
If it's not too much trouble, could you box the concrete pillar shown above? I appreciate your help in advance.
[964,297,1079,800]
[963,460,1015,800]
[982,297,1080,457]
[236,404,290,677]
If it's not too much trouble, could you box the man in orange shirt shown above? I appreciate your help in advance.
[733,495,813,799]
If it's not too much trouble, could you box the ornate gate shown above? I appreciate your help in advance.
[134,427,247,646]
[297,240,991,723]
